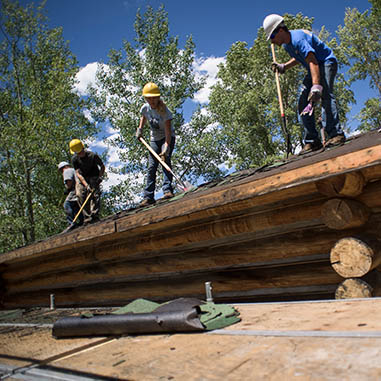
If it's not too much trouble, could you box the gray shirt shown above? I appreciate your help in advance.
[63,167,77,202]
[140,103,174,141]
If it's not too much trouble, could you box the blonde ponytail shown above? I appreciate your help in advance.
[157,99,167,116]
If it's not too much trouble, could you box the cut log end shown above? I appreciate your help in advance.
[335,278,373,299]
[321,198,370,230]
[316,172,366,198]
[330,237,374,278]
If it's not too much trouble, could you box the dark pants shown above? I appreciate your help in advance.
[298,61,343,143]
[144,137,175,201]
[63,199,83,226]
[76,177,101,224]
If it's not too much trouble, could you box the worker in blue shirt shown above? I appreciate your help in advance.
[263,14,345,154]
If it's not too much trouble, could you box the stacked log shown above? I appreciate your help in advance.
[318,172,381,299]
[2,134,381,308]
[331,237,381,299]
[2,179,381,308]
[316,172,366,198]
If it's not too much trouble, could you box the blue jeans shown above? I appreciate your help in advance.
[298,61,343,143]
[63,199,83,225]
[144,137,175,200]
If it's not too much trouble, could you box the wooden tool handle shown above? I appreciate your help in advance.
[139,137,186,190]
[139,137,172,173]
[73,189,94,224]
[271,44,285,117]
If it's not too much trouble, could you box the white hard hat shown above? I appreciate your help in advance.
[263,14,284,40]
[58,161,69,170]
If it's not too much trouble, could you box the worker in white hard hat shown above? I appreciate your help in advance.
[136,82,175,207]
[69,139,105,225]
[58,161,83,228]
[263,14,345,154]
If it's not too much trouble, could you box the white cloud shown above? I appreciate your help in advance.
[74,62,99,96]
[105,143,123,165]
[193,56,225,104]
[82,109,94,123]
[103,168,128,191]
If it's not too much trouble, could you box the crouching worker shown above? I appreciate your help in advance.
[136,82,175,207]
[58,161,83,229]
[69,139,105,225]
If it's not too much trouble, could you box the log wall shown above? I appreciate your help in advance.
[2,131,381,308]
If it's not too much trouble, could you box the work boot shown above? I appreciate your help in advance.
[325,134,345,148]
[163,191,174,199]
[299,140,323,155]
[139,198,156,207]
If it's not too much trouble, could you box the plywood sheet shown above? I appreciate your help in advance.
[1,298,381,380]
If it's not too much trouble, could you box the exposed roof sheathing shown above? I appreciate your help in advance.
[1,298,381,380]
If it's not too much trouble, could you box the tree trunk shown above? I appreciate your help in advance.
[24,159,35,243]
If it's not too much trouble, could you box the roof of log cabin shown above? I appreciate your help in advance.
[1,128,381,260]
[101,128,381,219]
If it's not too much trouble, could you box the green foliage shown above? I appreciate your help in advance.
[0,0,97,253]
[336,0,381,131]
[357,97,381,131]
[176,107,229,183]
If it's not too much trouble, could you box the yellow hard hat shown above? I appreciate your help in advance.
[69,139,84,154]
[142,82,160,97]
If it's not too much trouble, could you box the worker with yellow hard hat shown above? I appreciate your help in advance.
[136,82,175,207]
[69,139,106,225]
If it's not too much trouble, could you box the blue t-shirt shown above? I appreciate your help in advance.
[140,103,174,141]
[283,30,336,70]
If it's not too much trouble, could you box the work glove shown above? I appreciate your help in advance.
[86,184,92,193]
[308,84,323,103]
[136,128,143,139]
[271,62,285,74]
[300,102,315,116]
[160,142,169,159]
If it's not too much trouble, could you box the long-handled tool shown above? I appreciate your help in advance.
[271,43,291,158]
[62,189,94,233]
[139,137,193,192]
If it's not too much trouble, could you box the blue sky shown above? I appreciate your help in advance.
[19,0,377,191]
[29,0,371,64]
[26,0,375,119]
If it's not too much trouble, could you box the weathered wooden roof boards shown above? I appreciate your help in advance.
[1,129,381,309]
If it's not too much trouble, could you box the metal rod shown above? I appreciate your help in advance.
[50,294,55,310]
[205,281,214,303]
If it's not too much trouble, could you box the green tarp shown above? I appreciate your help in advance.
[113,297,241,331]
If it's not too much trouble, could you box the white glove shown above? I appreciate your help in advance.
[160,142,169,157]
[136,128,143,139]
